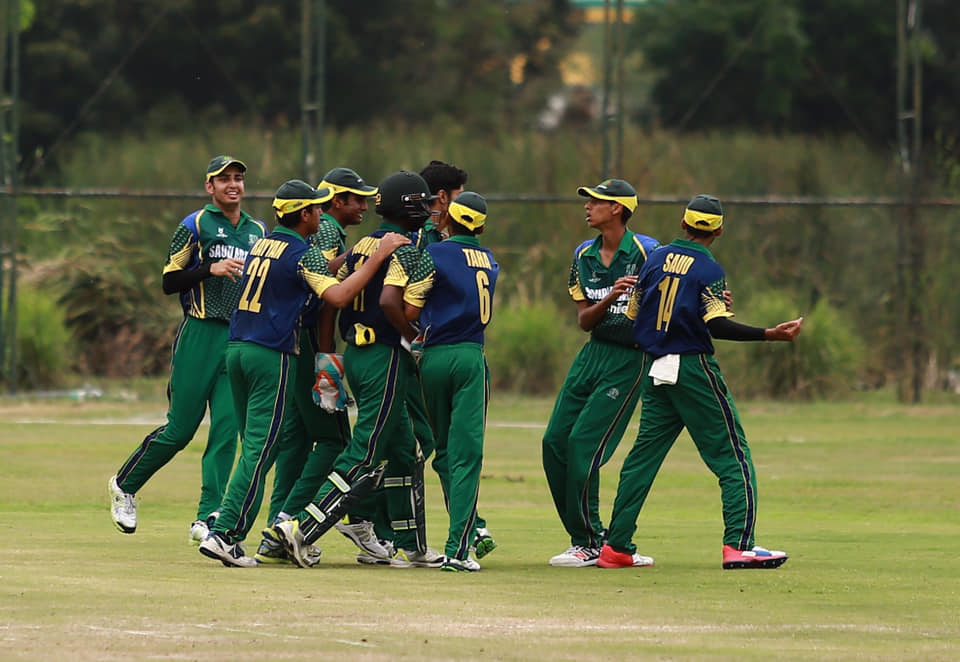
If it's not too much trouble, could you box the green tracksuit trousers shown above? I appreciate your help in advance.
[115,316,237,522]
[303,343,418,551]
[542,339,645,549]
[214,341,291,543]
[267,332,350,523]
[419,343,488,560]
[606,353,758,554]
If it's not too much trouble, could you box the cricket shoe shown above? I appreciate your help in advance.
[722,544,788,569]
[441,556,481,572]
[336,520,392,561]
[389,547,445,568]
[254,533,290,565]
[198,532,257,568]
[274,519,316,569]
[549,545,601,567]
[596,544,655,569]
[471,527,497,560]
[108,475,137,534]
[357,539,395,565]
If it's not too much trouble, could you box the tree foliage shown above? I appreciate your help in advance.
[631,0,959,147]
[19,0,577,182]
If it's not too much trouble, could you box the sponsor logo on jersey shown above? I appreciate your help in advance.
[588,271,601,283]
[585,285,629,314]
[606,387,620,400]
[249,234,259,246]
[208,244,250,260]
[216,226,228,238]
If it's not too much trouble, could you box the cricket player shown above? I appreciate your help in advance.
[598,194,802,570]
[109,155,265,543]
[402,192,499,572]
[541,178,660,567]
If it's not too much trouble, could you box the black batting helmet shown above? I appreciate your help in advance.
[375,170,436,225]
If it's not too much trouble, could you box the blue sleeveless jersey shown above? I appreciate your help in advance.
[628,239,733,357]
[229,226,338,353]
[405,235,499,346]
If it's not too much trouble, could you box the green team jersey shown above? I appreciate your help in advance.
[311,213,348,260]
[568,231,660,346]
[415,220,444,248]
[162,204,266,322]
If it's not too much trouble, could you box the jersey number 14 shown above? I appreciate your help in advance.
[655,276,680,331]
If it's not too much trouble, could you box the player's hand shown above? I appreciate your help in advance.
[765,317,804,342]
[375,232,411,258]
[211,257,246,282]
[611,275,638,297]
[723,289,733,311]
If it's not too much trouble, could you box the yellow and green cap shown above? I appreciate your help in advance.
[272,179,333,216]
[448,192,488,230]
[683,194,723,231]
[206,155,246,180]
[577,178,638,212]
[319,167,378,196]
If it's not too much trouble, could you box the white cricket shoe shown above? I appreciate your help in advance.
[336,520,392,561]
[390,547,445,568]
[549,545,601,567]
[441,556,481,572]
[198,532,257,568]
[108,475,137,534]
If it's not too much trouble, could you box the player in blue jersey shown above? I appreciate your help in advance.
[542,178,660,568]
[598,194,802,570]
[110,155,265,543]
[198,179,409,568]
[401,192,499,572]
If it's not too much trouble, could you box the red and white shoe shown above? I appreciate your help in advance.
[596,544,655,569]
[722,544,788,569]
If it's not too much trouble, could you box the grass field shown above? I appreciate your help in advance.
[1,387,958,661]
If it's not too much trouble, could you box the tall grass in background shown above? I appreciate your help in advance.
[15,121,957,395]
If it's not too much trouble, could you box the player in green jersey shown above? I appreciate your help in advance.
[598,195,802,570]
[109,156,265,543]
[542,178,660,567]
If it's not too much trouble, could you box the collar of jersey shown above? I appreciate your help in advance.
[672,237,716,260]
[585,230,635,259]
[443,234,480,247]
[272,224,307,244]
[320,213,347,237]
[204,203,252,226]
[376,221,408,236]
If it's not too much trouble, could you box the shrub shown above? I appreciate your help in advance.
[720,291,865,399]
[485,298,583,394]
[14,287,74,389]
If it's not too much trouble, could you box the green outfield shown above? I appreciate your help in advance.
[0,390,957,661]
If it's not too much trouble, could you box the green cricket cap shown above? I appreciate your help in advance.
[206,155,247,180]
[319,167,378,196]
[272,179,333,216]
[577,178,638,212]
[683,194,724,231]
[448,191,488,230]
